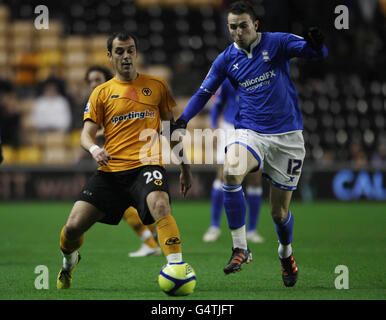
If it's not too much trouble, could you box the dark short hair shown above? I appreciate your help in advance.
[85,66,113,82]
[227,1,258,22]
[107,31,138,53]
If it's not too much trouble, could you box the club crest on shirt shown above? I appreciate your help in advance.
[142,88,152,96]
[262,50,270,62]
[84,101,91,113]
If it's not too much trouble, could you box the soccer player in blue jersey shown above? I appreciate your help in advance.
[203,78,264,244]
[174,1,327,286]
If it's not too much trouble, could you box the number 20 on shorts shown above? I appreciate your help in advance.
[144,170,163,184]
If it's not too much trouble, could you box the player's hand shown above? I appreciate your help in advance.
[179,165,192,198]
[91,147,111,166]
[171,118,187,135]
[304,27,324,51]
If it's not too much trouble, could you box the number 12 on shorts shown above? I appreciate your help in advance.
[287,159,302,176]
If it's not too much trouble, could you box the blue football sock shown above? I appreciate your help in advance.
[210,179,224,228]
[223,184,247,230]
[246,186,263,232]
[273,211,294,245]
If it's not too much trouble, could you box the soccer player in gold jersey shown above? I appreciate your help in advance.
[57,32,192,289]
[85,65,161,258]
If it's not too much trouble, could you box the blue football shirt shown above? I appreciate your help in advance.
[210,78,238,127]
[181,32,328,134]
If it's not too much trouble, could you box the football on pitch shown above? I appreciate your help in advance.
[158,261,197,296]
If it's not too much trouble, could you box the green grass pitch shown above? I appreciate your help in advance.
[0,200,385,300]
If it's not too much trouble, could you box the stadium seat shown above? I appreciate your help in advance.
[1,145,17,164]
[0,20,7,36]
[163,0,188,8]
[64,36,86,51]
[90,50,110,67]
[10,20,33,37]
[64,66,88,86]
[188,0,221,8]
[40,132,68,147]
[0,47,8,67]
[37,20,63,37]
[64,51,88,67]
[147,65,172,83]
[68,129,82,148]
[136,0,162,8]
[36,35,62,52]
[90,34,109,50]
[42,146,70,165]
[0,4,10,23]
[17,146,42,164]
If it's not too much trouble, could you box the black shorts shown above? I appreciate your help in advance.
[78,165,170,225]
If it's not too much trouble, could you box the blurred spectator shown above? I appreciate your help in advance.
[0,80,21,148]
[321,149,336,166]
[85,65,113,91]
[13,43,38,97]
[0,133,3,164]
[349,140,368,168]
[0,1,382,167]
[71,65,114,130]
[30,80,72,133]
[84,65,113,142]
[371,136,386,168]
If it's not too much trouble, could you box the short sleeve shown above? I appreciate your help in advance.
[83,87,104,126]
[158,79,177,116]
[279,32,325,59]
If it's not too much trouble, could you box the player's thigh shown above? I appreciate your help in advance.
[65,200,105,236]
[269,186,293,222]
[146,190,171,221]
[133,165,171,224]
[245,170,262,186]
[263,132,305,191]
[223,143,259,185]
[216,164,224,181]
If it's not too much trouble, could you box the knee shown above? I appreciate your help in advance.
[154,198,169,216]
[271,206,289,224]
[223,168,243,186]
[147,192,171,220]
[64,223,83,240]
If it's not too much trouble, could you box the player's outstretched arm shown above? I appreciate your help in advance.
[81,120,111,166]
[179,163,192,198]
[162,111,192,197]
[284,27,328,59]
[210,88,227,129]
[178,54,226,125]
[177,89,213,126]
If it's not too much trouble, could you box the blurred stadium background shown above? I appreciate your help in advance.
[0,0,385,201]
[0,0,386,302]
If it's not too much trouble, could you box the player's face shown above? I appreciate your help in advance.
[87,71,106,90]
[108,37,137,80]
[227,13,259,51]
